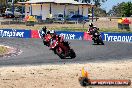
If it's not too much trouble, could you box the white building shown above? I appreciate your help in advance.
[18,0,94,20]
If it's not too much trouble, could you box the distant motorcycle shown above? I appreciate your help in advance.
[41,31,51,47]
[92,32,104,45]
[88,28,104,45]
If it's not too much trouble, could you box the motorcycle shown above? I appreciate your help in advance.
[41,31,52,47]
[40,30,76,59]
[92,32,104,45]
[50,36,76,59]
[88,28,104,45]
[43,34,51,47]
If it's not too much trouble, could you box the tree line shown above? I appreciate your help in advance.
[0,0,132,17]
[108,2,132,17]
[77,0,132,17]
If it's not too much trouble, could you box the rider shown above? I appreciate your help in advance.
[40,26,47,38]
[44,30,52,46]
[49,30,64,49]
[87,23,99,40]
[49,30,57,49]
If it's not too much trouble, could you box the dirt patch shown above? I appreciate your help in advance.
[0,60,131,88]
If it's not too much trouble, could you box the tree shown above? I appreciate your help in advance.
[74,0,107,6]
[7,0,28,12]
[121,2,132,17]
[94,7,107,17]
[74,0,107,17]
[87,7,107,17]
[8,0,28,3]
[108,2,132,17]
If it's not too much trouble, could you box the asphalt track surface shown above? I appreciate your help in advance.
[0,38,132,66]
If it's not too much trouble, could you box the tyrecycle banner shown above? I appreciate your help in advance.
[56,31,84,40]
[37,30,84,40]
[101,32,132,42]
[0,29,31,38]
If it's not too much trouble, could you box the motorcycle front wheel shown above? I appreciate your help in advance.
[69,49,76,58]
[98,36,104,45]
[55,46,66,59]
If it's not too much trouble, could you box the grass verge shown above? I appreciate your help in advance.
[53,27,132,33]
[100,28,132,33]
[0,46,8,55]
[0,24,131,32]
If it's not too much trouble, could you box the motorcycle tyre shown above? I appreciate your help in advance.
[55,46,66,59]
[69,49,76,58]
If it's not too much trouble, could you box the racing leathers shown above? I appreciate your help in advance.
[40,28,47,38]
[87,26,99,41]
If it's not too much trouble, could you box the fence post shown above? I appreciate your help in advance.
[110,17,111,21]
[92,7,94,22]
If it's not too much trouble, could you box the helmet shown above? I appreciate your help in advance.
[89,23,93,27]
[42,26,47,31]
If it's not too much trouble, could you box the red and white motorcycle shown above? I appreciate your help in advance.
[50,35,76,59]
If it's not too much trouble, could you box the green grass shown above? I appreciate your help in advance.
[53,27,87,32]
[50,27,132,33]
[100,28,132,33]
[0,46,8,55]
